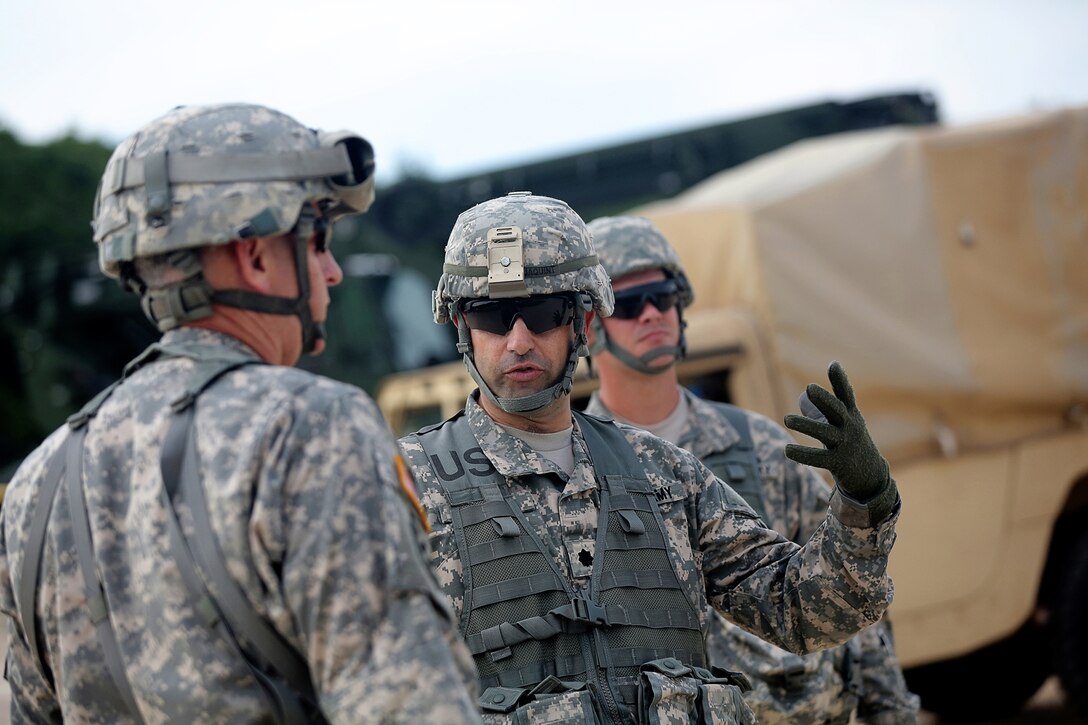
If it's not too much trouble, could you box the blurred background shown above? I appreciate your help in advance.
[2,1,1087,722]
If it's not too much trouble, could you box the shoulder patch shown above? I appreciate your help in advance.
[395,453,431,533]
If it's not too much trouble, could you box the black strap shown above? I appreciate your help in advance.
[65,426,146,721]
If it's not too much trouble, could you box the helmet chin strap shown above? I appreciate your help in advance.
[211,227,323,355]
[588,311,688,375]
[455,300,591,415]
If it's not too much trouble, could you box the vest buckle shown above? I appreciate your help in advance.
[572,596,609,626]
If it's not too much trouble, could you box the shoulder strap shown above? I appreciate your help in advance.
[160,403,318,723]
[714,404,754,451]
[17,345,319,724]
[704,404,768,522]
[15,342,168,698]
[16,436,67,690]
[572,410,646,479]
[65,424,147,721]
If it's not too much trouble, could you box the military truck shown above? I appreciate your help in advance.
[376,106,1088,720]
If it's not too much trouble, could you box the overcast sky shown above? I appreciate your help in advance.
[3,0,1086,183]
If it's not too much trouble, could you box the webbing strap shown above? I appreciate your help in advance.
[101,146,353,195]
[442,254,600,278]
[573,411,645,479]
[65,427,146,722]
[471,571,565,608]
[466,600,701,656]
[17,437,68,687]
[160,389,319,723]
[16,340,169,700]
[480,657,591,692]
[466,534,544,564]
[701,402,769,523]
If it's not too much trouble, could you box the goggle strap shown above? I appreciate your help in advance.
[100,146,355,197]
[443,254,599,279]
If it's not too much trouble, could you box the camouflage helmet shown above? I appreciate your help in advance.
[433,192,614,324]
[586,215,694,307]
[92,103,375,279]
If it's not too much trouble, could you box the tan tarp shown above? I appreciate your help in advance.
[631,107,1088,465]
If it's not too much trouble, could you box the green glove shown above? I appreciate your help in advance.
[783,361,891,506]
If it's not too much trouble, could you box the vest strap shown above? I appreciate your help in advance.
[17,434,68,689]
[65,426,146,721]
[467,597,701,656]
[16,340,320,724]
[161,392,319,722]
[701,403,769,522]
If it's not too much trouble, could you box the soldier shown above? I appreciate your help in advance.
[398,192,902,724]
[0,104,481,724]
[583,215,920,724]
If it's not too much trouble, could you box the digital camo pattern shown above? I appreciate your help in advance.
[587,388,919,724]
[433,192,614,323]
[399,394,898,712]
[0,328,480,724]
[94,103,355,278]
[586,215,694,306]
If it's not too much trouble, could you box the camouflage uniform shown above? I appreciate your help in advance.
[586,389,920,724]
[400,394,899,723]
[0,328,480,723]
[0,104,481,724]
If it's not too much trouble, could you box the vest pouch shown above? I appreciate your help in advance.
[639,659,757,725]
[480,677,602,724]
[696,682,757,725]
[481,687,602,724]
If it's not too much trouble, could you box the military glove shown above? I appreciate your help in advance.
[783,361,892,508]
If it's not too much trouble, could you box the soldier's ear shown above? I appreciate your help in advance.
[230,236,282,293]
[584,310,597,345]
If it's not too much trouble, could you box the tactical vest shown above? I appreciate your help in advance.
[18,341,324,725]
[696,404,769,523]
[411,410,722,724]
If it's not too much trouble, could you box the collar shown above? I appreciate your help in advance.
[464,393,598,494]
[161,327,263,361]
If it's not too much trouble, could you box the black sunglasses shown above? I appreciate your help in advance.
[610,279,681,319]
[460,295,576,335]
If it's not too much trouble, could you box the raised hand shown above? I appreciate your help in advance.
[783,361,889,503]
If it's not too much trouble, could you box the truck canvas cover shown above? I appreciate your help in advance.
[632,106,1088,465]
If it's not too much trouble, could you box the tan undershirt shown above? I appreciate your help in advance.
[499,423,576,476]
